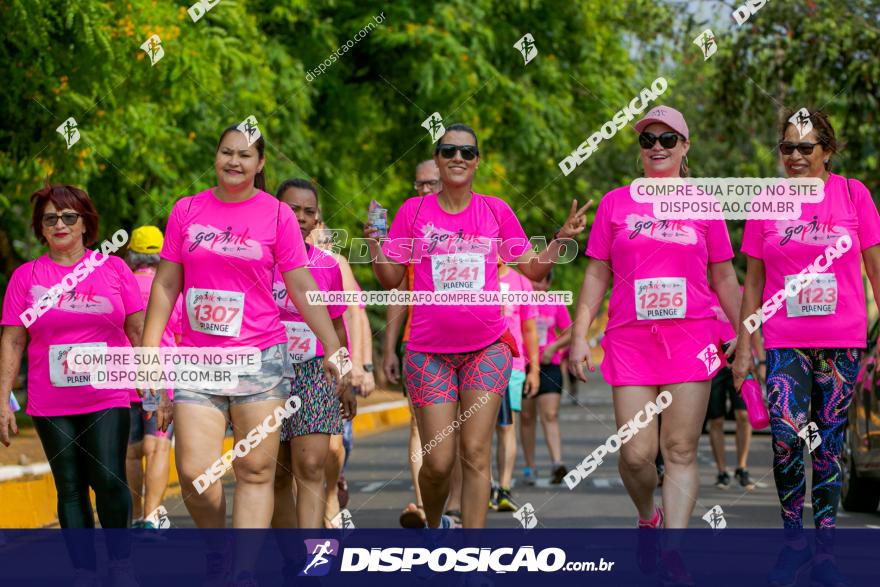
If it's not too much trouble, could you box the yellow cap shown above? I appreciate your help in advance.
[129,226,164,254]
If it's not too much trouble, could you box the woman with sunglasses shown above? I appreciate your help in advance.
[365,123,590,528]
[142,126,349,586]
[732,109,880,587]
[568,106,742,583]
[0,184,143,586]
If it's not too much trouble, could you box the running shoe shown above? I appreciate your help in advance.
[767,544,812,587]
[522,467,537,486]
[496,488,517,512]
[489,486,499,511]
[551,464,568,485]
[337,474,350,508]
[636,506,663,574]
[715,471,731,489]
[735,468,756,491]
[658,549,695,587]
[810,557,851,587]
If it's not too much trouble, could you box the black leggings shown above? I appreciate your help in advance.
[33,407,132,562]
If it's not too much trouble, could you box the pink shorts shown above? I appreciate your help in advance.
[600,318,722,387]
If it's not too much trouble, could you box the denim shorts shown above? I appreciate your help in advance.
[173,343,291,415]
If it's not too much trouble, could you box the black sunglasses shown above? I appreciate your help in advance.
[435,144,479,161]
[42,213,82,227]
[638,131,682,150]
[778,141,822,156]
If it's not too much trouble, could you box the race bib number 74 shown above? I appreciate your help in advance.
[186,288,245,337]
[635,278,686,320]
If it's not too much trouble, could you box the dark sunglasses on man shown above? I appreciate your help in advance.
[638,131,683,150]
[778,141,822,156]
[434,144,479,161]
[42,213,82,227]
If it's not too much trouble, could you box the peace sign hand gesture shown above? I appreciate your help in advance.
[557,200,592,240]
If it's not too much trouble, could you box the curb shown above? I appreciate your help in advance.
[0,399,411,528]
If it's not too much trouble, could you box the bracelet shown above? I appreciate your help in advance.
[363,363,374,373]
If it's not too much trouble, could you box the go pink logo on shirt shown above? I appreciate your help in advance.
[421,223,492,255]
[29,284,113,315]
[187,223,263,260]
[776,217,847,247]
[625,214,697,245]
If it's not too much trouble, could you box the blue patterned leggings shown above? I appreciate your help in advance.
[766,348,862,529]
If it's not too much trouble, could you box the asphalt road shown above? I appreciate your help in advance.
[164,375,880,529]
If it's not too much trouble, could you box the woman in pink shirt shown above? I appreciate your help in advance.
[568,106,742,581]
[268,179,354,535]
[142,127,350,585]
[732,110,880,586]
[366,123,590,528]
[0,184,143,584]
[125,225,182,531]
[521,270,572,486]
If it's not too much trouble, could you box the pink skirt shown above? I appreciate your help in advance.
[600,318,723,387]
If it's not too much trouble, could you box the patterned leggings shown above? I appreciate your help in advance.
[404,341,512,408]
[766,348,862,529]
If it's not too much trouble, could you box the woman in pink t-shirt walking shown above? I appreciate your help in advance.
[0,184,144,585]
[366,123,590,528]
[142,126,350,585]
[569,106,742,582]
[733,109,880,586]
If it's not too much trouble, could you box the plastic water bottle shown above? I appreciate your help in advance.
[142,389,159,412]
[9,392,21,412]
[740,375,769,430]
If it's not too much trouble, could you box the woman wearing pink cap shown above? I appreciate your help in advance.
[366,123,590,529]
[733,109,880,587]
[569,106,742,580]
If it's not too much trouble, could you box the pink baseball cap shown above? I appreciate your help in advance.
[634,105,689,140]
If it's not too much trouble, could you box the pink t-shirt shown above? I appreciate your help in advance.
[161,189,309,349]
[741,174,880,348]
[383,193,530,353]
[272,245,346,359]
[586,185,734,333]
[1,252,143,417]
[499,269,538,372]
[535,304,572,365]
[132,267,182,401]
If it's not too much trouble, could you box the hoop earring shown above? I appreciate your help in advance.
[683,155,689,168]
[635,155,644,174]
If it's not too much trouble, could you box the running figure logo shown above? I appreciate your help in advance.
[421,112,445,144]
[513,502,538,529]
[697,344,721,376]
[236,115,261,147]
[300,539,339,577]
[331,508,356,529]
[702,505,727,530]
[514,33,538,65]
[56,117,80,149]
[139,34,164,66]
[145,505,171,529]
[327,347,353,378]
[693,29,717,60]
[798,421,821,452]
[789,108,813,139]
